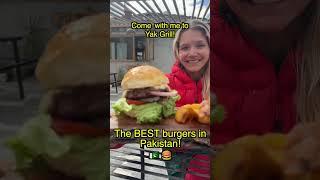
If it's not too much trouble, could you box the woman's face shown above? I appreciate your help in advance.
[225,0,313,32]
[178,29,209,73]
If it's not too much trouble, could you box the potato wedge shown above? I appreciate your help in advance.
[175,104,210,124]
[190,103,201,110]
[175,106,198,124]
[198,115,210,124]
[191,103,210,124]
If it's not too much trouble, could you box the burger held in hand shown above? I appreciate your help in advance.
[6,13,108,180]
[112,65,180,124]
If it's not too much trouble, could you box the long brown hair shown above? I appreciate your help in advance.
[296,0,320,123]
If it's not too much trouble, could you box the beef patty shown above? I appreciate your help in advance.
[48,84,106,125]
[125,87,168,100]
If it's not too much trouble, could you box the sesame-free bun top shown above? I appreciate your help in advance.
[35,13,108,90]
[121,65,169,90]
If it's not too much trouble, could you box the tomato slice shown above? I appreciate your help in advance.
[127,99,145,105]
[52,118,108,137]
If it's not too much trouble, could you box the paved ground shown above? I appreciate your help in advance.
[0,77,168,179]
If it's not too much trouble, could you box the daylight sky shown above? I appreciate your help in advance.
[111,0,210,20]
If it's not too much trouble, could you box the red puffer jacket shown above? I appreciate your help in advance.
[166,62,203,107]
[211,0,297,145]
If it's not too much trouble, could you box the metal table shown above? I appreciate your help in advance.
[110,142,213,180]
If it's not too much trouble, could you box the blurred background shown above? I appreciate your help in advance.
[0,0,105,170]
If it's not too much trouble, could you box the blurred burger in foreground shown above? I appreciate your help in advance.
[6,13,108,180]
[112,65,180,124]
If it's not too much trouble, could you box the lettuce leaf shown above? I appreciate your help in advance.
[5,115,107,180]
[161,95,180,118]
[112,98,132,115]
[131,103,163,124]
[6,115,70,169]
[112,95,180,124]
[46,136,107,180]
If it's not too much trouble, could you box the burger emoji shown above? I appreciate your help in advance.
[162,150,172,161]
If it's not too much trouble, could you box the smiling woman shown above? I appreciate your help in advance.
[177,30,209,76]
[168,20,210,107]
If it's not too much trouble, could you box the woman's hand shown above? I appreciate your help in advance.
[285,122,320,176]
[199,100,210,117]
